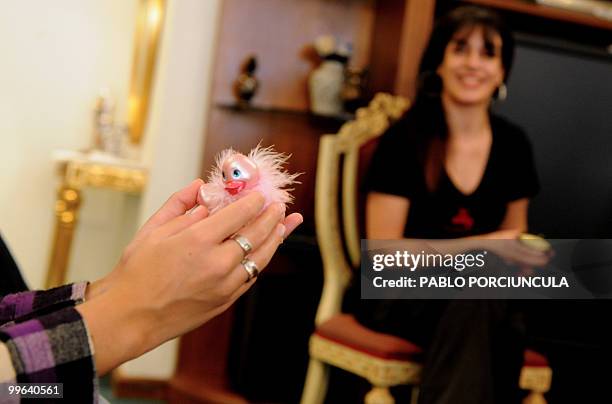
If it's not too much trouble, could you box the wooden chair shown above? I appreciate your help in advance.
[300,93,552,404]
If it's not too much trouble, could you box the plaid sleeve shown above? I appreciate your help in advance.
[0,283,87,327]
[0,306,98,403]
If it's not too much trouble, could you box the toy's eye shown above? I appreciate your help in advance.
[232,169,241,178]
[222,172,226,180]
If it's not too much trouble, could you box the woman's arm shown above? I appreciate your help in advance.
[0,282,87,325]
[365,192,548,266]
[78,189,302,375]
[366,192,479,255]
[1,306,97,403]
[366,192,410,239]
[1,180,303,391]
[498,198,529,232]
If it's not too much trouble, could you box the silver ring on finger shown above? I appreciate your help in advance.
[231,234,253,258]
[241,258,260,282]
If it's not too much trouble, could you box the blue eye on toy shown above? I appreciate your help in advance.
[232,169,241,178]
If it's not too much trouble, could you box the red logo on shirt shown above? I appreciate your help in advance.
[451,208,474,231]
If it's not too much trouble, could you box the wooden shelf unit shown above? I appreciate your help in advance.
[464,0,612,31]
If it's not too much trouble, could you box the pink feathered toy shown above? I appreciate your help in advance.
[197,144,300,214]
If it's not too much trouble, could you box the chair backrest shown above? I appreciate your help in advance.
[314,93,409,325]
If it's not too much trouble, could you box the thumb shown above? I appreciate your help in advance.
[138,179,204,238]
[154,203,210,239]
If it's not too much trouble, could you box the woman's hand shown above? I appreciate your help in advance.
[78,180,303,374]
[479,229,551,269]
[85,179,209,301]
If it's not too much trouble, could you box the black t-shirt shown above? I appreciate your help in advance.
[365,113,539,239]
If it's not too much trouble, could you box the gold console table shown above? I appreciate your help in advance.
[45,150,148,288]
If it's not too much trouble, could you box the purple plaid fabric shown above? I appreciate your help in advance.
[0,283,98,403]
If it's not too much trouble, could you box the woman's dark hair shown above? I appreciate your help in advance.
[420,6,515,91]
[408,6,515,190]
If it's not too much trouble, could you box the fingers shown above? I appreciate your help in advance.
[226,222,286,287]
[517,243,550,265]
[506,241,550,267]
[154,203,209,239]
[518,265,535,276]
[214,212,303,304]
[227,279,256,305]
[138,179,204,237]
[283,213,303,238]
[192,192,266,244]
[216,202,286,267]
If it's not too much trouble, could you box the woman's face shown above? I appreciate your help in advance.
[436,25,504,106]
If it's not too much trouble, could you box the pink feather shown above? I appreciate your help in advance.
[198,144,300,214]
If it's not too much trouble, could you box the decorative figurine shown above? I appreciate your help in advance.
[308,35,351,117]
[90,89,131,157]
[341,67,369,113]
[92,89,116,153]
[233,55,259,107]
[198,144,300,214]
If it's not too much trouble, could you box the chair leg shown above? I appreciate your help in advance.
[410,386,420,404]
[523,391,547,404]
[364,386,394,404]
[301,358,330,404]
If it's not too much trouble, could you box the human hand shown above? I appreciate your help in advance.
[78,181,303,374]
[87,179,302,300]
[86,179,207,301]
[483,229,551,270]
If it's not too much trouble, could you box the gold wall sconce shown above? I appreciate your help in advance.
[127,0,166,145]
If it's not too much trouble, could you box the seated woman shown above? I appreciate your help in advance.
[352,6,549,404]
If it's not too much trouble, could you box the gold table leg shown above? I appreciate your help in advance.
[45,184,81,288]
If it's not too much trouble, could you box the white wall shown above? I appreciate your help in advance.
[119,0,222,380]
[0,0,137,288]
[0,0,222,382]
